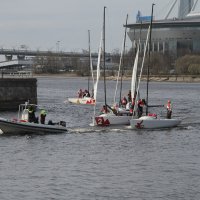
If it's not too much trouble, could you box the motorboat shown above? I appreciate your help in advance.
[0,117,67,134]
[0,102,67,134]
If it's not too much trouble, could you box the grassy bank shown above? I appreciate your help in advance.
[32,73,200,82]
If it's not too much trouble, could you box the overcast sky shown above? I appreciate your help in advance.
[0,0,175,53]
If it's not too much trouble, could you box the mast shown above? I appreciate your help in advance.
[88,30,91,92]
[103,6,107,107]
[146,3,155,115]
[119,14,128,105]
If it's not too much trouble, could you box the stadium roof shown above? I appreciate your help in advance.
[126,17,200,29]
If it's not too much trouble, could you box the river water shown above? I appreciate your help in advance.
[0,77,199,200]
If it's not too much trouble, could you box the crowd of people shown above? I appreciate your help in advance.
[117,90,146,118]
[100,90,172,119]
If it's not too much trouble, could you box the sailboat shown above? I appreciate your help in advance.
[93,10,132,126]
[130,4,181,129]
[66,30,95,105]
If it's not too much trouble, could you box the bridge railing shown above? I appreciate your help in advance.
[1,71,32,78]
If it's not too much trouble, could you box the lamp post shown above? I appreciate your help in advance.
[56,41,60,53]
[56,41,60,72]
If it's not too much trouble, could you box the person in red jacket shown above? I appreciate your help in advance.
[166,99,172,119]
[121,96,128,108]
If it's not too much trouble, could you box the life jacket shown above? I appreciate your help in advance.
[138,99,144,107]
[122,98,127,105]
[167,102,172,111]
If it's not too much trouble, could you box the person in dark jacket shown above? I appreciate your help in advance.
[40,109,47,124]
[28,106,38,123]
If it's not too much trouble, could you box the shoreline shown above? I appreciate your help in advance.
[32,73,200,83]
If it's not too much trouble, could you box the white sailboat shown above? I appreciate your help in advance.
[67,96,95,105]
[130,115,181,129]
[130,4,181,129]
[94,12,132,126]
[95,48,140,126]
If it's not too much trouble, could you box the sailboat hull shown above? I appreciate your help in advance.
[130,116,181,129]
[67,97,95,105]
[95,113,131,126]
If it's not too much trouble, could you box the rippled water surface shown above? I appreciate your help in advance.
[0,77,199,200]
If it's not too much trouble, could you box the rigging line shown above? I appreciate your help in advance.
[104,6,113,53]
[88,30,90,92]
[92,31,103,125]
[113,30,125,104]
[89,30,95,91]
[133,26,150,115]
[119,14,128,106]
[146,3,155,116]
[133,23,143,103]
[103,6,107,108]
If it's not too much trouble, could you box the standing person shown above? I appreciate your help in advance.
[78,89,83,98]
[100,105,109,114]
[127,90,132,102]
[121,96,128,108]
[137,99,146,118]
[28,105,37,123]
[40,109,47,124]
[130,98,135,115]
[83,89,90,97]
[166,99,172,119]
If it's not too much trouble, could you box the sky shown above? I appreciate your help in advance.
[0,0,176,53]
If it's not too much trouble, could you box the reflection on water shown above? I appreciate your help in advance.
[0,77,199,200]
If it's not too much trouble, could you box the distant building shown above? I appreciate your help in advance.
[126,0,200,58]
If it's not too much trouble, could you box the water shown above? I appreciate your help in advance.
[0,77,199,200]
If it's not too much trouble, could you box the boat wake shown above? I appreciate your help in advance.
[67,125,130,134]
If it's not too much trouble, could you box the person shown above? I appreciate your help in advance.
[127,90,132,102]
[83,89,90,97]
[100,105,110,114]
[40,109,47,124]
[91,89,94,98]
[129,98,135,115]
[166,99,172,119]
[137,99,146,118]
[78,89,83,98]
[126,101,131,110]
[121,96,128,108]
[28,105,38,123]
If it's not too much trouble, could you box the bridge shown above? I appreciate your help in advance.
[0,48,99,69]
[0,48,96,58]
[0,59,33,69]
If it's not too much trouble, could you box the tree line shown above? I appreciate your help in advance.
[32,49,200,76]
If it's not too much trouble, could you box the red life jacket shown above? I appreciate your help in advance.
[167,102,171,110]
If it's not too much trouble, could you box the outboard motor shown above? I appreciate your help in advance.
[59,121,66,127]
